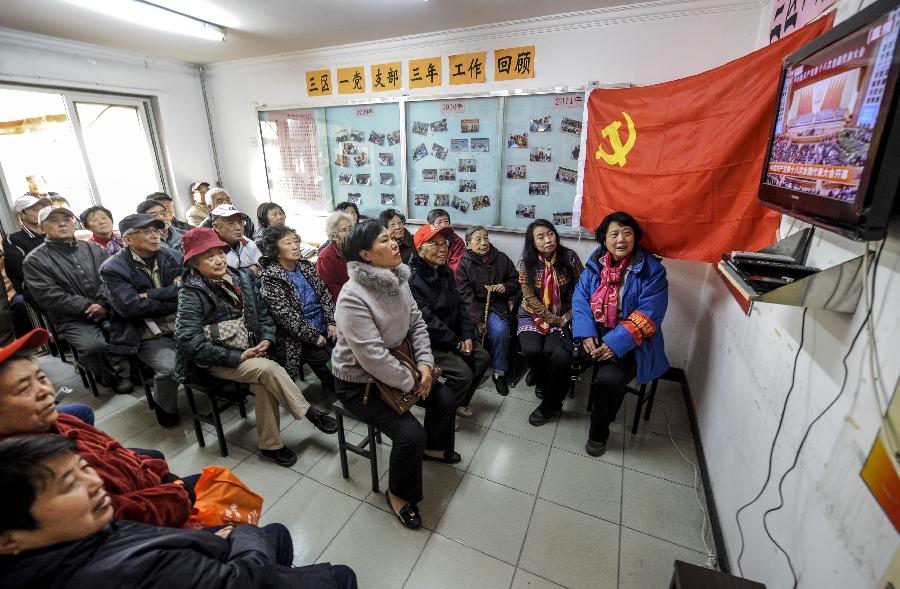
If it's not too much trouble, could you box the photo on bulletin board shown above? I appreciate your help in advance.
[500,92,585,231]
[406,97,501,225]
[325,103,402,218]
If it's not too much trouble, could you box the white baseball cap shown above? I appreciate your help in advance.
[209,204,245,219]
[37,206,75,226]
[13,194,51,214]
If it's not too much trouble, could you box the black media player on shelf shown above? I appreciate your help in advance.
[759,0,900,241]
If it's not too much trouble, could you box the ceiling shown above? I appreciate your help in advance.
[0,0,647,64]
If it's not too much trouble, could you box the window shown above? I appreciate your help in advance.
[0,86,166,233]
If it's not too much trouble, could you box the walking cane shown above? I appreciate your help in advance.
[481,286,493,347]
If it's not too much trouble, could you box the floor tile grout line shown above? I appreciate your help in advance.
[617,430,625,589]
[312,496,367,564]
[512,407,560,571]
[399,530,434,589]
[619,524,712,557]
[515,563,578,589]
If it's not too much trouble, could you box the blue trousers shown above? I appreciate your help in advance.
[57,404,95,426]
[485,312,511,372]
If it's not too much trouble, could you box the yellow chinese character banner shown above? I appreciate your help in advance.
[337,66,366,94]
[305,69,332,96]
[448,51,486,85]
[494,46,535,81]
[408,57,442,89]
[371,62,402,92]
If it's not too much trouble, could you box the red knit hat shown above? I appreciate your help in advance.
[0,329,49,365]
[182,227,228,263]
[413,224,454,249]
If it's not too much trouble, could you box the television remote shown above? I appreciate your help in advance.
[731,251,796,263]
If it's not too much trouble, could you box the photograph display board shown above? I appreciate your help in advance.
[324,102,402,217]
[499,93,583,229]
[405,97,501,224]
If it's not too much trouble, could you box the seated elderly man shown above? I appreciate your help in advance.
[199,188,256,238]
[2,194,51,302]
[23,206,131,393]
[209,204,262,275]
[136,198,184,251]
[147,191,192,232]
[0,329,194,527]
[0,436,359,589]
[426,208,466,273]
[408,224,490,422]
[100,214,184,428]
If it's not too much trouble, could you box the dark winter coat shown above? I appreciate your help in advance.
[100,247,183,354]
[397,229,415,264]
[0,520,342,589]
[174,267,276,384]
[258,260,335,379]
[408,254,476,351]
[23,238,109,324]
[455,245,520,326]
[2,226,45,297]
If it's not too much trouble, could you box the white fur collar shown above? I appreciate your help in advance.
[347,262,410,295]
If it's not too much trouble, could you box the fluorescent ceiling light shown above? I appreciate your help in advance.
[65,0,227,41]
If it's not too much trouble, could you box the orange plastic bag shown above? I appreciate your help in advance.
[187,466,263,527]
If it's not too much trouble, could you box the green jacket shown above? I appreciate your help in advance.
[174,267,276,384]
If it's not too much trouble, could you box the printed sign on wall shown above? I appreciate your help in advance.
[305,69,332,96]
[449,51,487,85]
[371,62,402,92]
[494,45,535,81]
[337,66,366,94]
[409,57,442,89]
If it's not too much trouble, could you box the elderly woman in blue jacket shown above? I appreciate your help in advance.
[571,211,669,457]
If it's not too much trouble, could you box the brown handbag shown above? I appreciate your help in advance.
[363,337,443,415]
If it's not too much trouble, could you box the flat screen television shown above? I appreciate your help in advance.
[759,0,900,241]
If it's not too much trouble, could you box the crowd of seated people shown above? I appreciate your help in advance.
[0,180,670,587]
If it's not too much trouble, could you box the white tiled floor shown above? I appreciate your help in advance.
[46,354,716,589]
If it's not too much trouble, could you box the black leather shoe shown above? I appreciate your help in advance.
[386,491,422,529]
[528,407,553,426]
[307,408,338,434]
[585,439,607,457]
[493,374,509,396]
[260,446,297,467]
[423,450,462,464]
[154,406,179,429]
[534,385,544,400]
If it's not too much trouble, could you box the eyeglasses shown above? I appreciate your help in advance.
[127,228,160,237]
[423,240,449,249]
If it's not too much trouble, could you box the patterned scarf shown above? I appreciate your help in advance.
[590,252,631,328]
[539,253,560,315]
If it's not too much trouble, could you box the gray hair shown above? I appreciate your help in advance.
[205,187,228,207]
[325,211,354,240]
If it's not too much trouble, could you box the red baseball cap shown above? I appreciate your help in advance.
[0,329,50,365]
[182,227,228,263]
[413,224,454,249]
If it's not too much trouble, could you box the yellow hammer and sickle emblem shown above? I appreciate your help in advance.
[595,111,636,167]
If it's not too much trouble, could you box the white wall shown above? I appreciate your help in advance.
[0,28,217,219]
[203,0,766,369]
[686,0,900,586]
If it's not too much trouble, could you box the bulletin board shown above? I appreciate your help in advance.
[257,87,591,234]
[499,93,583,229]
[324,103,403,218]
[405,97,502,225]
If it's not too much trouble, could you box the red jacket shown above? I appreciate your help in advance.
[2,413,192,527]
[447,232,465,274]
[315,241,349,302]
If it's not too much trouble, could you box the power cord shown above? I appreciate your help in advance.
[660,406,718,568]
[760,238,885,589]
[734,306,809,576]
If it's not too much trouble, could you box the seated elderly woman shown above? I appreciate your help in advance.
[80,206,124,255]
[378,208,414,264]
[332,220,458,530]
[315,211,354,301]
[572,211,669,456]
[0,436,358,589]
[455,226,520,396]
[174,228,338,468]
[0,329,193,527]
[408,224,490,420]
[518,219,584,425]
[258,225,337,389]
[255,202,286,240]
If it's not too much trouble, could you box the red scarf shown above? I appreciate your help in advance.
[590,252,631,328]
[539,253,560,315]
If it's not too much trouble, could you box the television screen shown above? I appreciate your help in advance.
[760,0,900,240]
